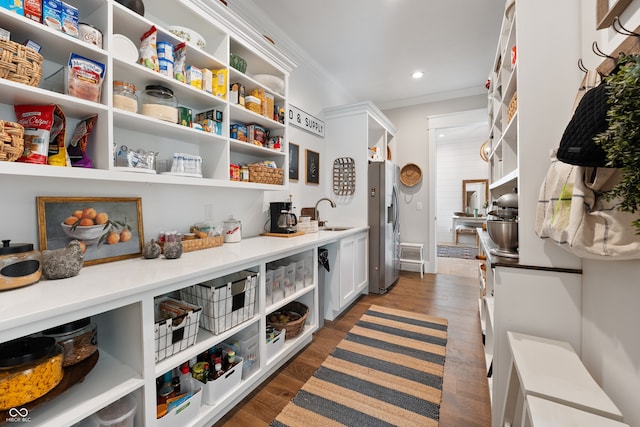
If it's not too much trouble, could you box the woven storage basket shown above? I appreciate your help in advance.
[248,165,284,185]
[507,92,518,123]
[0,120,24,162]
[400,163,423,187]
[267,301,309,339]
[0,39,43,87]
[160,235,223,253]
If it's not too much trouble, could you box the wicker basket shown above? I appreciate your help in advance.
[0,39,43,87]
[248,165,284,185]
[160,235,223,253]
[400,163,423,187]
[507,92,518,123]
[0,120,24,162]
[267,301,309,339]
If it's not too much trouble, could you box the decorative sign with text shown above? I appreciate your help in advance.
[288,104,325,138]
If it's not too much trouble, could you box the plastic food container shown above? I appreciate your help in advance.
[91,393,137,427]
[0,336,64,410]
[39,317,98,367]
[140,85,178,123]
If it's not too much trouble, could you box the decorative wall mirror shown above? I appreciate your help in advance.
[462,179,489,214]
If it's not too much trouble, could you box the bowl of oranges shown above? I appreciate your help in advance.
[60,208,111,243]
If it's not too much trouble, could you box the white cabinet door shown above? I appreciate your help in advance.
[339,236,356,306]
[354,232,368,292]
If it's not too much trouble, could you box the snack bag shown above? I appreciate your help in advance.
[173,42,187,82]
[67,53,105,103]
[14,104,55,164]
[67,115,97,168]
[47,105,68,166]
[138,25,159,72]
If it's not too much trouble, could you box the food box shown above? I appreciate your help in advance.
[178,106,192,127]
[202,68,213,93]
[61,2,78,37]
[229,82,245,106]
[154,297,202,362]
[157,378,202,427]
[265,328,285,361]
[0,0,23,14]
[213,68,227,98]
[197,119,222,135]
[230,123,247,142]
[23,0,41,22]
[247,124,267,146]
[195,109,222,123]
[186,65,202,90]
[199,357,244,405]
[42,0,62,32]
[180,270,258,334]
[264,92,274,119]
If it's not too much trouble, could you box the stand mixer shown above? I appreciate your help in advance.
[487,193,519,259]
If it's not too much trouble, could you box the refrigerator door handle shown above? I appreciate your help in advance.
[391,185,399,233]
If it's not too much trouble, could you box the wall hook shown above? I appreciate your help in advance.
[612,16,640,37]
[592,41,616,60]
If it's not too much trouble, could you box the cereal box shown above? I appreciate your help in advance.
[186,65,203,90]
[0,0,23,15]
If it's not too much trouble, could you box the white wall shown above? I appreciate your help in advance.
[579,1,640,425]
[383,95,487,264]
[436,133,488,244]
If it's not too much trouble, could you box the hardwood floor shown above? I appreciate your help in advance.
[215,270,492,427]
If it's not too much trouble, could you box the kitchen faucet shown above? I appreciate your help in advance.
[314,197,336,227]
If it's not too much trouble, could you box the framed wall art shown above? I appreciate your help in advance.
[305,149,320,185]
[597,0,632,29]
[289,143,299,181]
[37,197,144,266]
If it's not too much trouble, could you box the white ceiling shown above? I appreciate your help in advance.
[230,0,506,109]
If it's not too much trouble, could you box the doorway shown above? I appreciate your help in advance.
[426,109,488,274]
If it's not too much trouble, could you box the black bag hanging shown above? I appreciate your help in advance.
[556,78,610,167]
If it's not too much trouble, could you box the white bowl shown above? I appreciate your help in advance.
[253,74,285,94]
[167,26,206,50]
[112,34,138,63]
[61,222,111,242]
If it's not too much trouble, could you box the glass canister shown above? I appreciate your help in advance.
[0,336,64,410]
[38,317,97,367]
[113,81,138,113]
[223,217,242,243]
[140,85,178,123]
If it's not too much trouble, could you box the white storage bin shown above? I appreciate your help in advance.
[157,378,202,427]
[228,329,259,380]
[199,357,244,405]
[295,260,305,291]
[265,328,286,362]
[284,262,296,296]
[180,271,258,334]
[272,266,285,303]
[303,254,314,285]
[265,269,273,306]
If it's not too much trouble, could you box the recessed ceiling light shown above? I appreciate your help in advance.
[412,71,424,79]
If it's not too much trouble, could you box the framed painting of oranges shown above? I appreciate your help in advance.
[37,197,144,266]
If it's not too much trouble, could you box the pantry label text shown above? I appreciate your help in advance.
[288,105,325,138]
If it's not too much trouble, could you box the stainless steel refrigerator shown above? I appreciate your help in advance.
[368,161,400,294]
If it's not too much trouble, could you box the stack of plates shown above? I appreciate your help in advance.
[296,220,318,234]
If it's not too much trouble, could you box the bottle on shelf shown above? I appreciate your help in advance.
[157,371,175,404]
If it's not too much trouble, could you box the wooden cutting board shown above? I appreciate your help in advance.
[260,231,305,238]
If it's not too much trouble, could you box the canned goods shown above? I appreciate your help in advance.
[158,58,174,78]
[78,22,102,48]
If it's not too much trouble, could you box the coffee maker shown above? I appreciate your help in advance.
[269,202,297,234]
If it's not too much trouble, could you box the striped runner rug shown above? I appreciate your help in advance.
[270,305,448,427]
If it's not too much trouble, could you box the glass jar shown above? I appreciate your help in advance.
[0,336,64,410]
[140,85,178,123]
[39,317,97,367]
[112,81,138,113]
[223,217,242,243]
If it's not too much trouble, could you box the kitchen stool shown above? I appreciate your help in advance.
[526,396,629,427]
[501,331,624,427]
[455,225,479,246]
[399,242,425,278]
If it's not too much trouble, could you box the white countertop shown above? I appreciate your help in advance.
[0,227,368,342]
